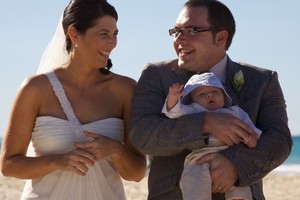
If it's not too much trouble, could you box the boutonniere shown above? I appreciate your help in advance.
[231,70,244,97]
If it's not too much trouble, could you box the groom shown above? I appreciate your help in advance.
[129,0,292,199]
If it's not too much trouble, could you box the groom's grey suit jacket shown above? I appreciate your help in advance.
[129,57,292,200]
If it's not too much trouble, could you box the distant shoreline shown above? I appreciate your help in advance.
[273,164,300,175]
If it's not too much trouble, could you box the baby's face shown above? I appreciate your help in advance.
[190,86,225,110]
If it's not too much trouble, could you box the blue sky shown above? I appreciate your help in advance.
[1,0,299,136]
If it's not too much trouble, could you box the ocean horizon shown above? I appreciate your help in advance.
[0,135,299,175]
[272,135,300,175]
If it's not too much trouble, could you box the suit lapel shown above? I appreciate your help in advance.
[225,58,243,105]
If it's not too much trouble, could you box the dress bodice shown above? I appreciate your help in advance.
[31,116,124,155]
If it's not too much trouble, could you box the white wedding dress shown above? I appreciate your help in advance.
[21,72,126,200]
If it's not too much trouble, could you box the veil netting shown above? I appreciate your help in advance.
[37,15,68,74]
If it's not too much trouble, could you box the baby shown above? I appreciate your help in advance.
[162,72,262,200]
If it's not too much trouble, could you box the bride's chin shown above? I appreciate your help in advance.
[96,58,108,65]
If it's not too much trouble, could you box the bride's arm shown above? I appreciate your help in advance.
[75,77,147,182]
[113,78,147,181]
[0,76,95,179]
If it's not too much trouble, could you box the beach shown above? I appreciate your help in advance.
[1,172,299,200]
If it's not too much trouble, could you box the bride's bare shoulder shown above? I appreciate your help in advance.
[18,73,51,94]
[110,72,136,89]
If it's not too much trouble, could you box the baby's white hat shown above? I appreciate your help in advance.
[181,72,232,107]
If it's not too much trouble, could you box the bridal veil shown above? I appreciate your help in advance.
[37,16,68,74]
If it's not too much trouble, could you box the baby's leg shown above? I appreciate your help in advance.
[180,162,211,200]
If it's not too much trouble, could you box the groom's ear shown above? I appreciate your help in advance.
[215,30,228,49]
[68,26,79,44]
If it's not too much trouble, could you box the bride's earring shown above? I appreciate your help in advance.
[75,43,78,48]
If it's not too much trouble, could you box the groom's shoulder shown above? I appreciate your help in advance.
[142,59,178,71]
[236,61,274,75]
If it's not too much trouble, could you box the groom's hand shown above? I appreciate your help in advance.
[202,112,255,146]
[196,152,238,193]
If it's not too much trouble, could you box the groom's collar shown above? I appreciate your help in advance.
[209,54,227,84]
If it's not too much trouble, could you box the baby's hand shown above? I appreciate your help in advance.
[166,83,184,111]
[169,83,184,97]
[243,133,258,148]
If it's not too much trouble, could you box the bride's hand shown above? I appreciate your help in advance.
[54,148,96,176]
[75,131,123,161]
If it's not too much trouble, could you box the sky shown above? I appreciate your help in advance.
[0,0,299,137]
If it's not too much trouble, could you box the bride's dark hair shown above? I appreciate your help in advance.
[62,0,118,74]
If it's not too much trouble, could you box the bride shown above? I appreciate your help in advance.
[0,0,146,199]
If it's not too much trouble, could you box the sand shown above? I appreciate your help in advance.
[0,173,299,200]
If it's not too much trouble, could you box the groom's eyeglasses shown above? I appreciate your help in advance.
[168,27,221,38]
